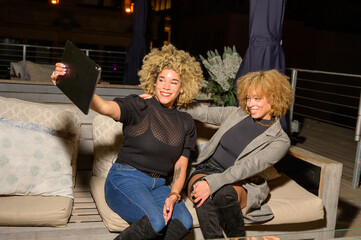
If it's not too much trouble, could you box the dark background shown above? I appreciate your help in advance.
[1,0,360,75]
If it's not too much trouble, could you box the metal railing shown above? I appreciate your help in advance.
[288,68,361,188]
[1,42,360,187]
[0,43,127,84]
[288,68,361,130]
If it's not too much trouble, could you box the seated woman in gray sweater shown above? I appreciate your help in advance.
[185,69,294,239]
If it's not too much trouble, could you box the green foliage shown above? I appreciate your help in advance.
[200,46,242,106]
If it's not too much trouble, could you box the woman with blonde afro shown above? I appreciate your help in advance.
[51,44,204,240]
[184,69,293,239]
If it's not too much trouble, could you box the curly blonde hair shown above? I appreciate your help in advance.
[237,70,294,117]
[138,44,204,106]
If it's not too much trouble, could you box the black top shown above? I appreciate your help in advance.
[212,115,273,169]
[113,95,197,177]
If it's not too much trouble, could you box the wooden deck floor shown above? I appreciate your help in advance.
[292,118,361,238]
[0,118,361,239]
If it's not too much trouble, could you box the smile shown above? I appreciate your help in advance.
[160,91,171,97]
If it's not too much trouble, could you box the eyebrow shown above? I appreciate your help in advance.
[157,75,180,82]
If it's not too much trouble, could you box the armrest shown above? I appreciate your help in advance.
[283,146,343,230]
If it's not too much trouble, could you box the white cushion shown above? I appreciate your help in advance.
[0,96,81,185]
[0,96,81,226]
[92,115,123,178]
[0,118,74,198]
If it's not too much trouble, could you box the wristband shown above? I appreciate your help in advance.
[168,192,181,203]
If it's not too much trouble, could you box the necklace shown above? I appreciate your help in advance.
[255,119,275,127]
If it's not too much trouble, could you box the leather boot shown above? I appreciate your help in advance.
[217,203,245,237]
[195,198,224,239]
[213,185,245,238]
[163,218,190,240]
[114,215,160,240]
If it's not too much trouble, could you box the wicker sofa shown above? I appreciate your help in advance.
[0,96,81,227]
[89,114,343,239]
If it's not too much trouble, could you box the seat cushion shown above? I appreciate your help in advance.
[0,195,73,227]
[0,118,74,198]
[261,173,324,225]
[92,115,123,178]
[90,176,129,232]
[0,96,81,226]
[90,174,324,232]
[0,96,81,184]
[90,175,201,232]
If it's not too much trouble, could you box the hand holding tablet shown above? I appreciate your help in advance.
[55,41,101,115]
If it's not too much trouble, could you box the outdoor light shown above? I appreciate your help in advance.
[124,0,134,13]
[50,0,59,5]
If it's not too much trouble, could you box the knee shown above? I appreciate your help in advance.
[174,211,193,230]
[212,185,238,207]
[148,214,166,233]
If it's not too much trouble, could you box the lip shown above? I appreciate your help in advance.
[160,91,171,97]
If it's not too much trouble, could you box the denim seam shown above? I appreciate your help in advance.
[108,178,150,218]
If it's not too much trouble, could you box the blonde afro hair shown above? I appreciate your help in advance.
[237,69,294,117]
[138,44,204,106]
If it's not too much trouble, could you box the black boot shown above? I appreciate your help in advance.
[213,185,245,237]
[114,215,160,240]
[163,218,190,240]
[195,198,224,239]
[217,204,245,237]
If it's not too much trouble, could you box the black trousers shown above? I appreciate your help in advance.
[189,158,245,238]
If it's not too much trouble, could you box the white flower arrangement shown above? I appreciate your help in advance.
[200,46,242,106]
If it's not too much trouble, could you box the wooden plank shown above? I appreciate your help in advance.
[74,191,93,198]
[80,125,93,140]
[79,110,99,124]
[288,145,341,166]
[0,81,61,93]
[0,222,118,240]
[73,202,97,209]
[75,197,95,203]
[0,92,73,103]
[72,208,99,215]
[79,140,94,156]
[69,214,103,223]
[95,87,143,96]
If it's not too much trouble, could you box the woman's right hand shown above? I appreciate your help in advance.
[50,63,67,85]
[192,180,211,207]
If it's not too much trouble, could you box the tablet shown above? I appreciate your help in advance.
[56,41,101,115]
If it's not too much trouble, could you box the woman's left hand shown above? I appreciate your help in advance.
[163,195,178,225]
[192,180,211,207]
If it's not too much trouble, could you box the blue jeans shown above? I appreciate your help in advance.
[104,163,193,233]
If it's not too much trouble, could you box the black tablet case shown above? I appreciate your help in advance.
[56,41,101,115]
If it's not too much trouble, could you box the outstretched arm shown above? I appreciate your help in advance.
[51,63,120,120]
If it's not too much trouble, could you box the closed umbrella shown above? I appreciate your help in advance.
[122,0,149,85]
[234,0,286,81]
[234,0,287,130]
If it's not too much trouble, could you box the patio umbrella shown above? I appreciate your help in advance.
[234,0,287,130]
[234,0,286,81]
[122,0,149,85]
